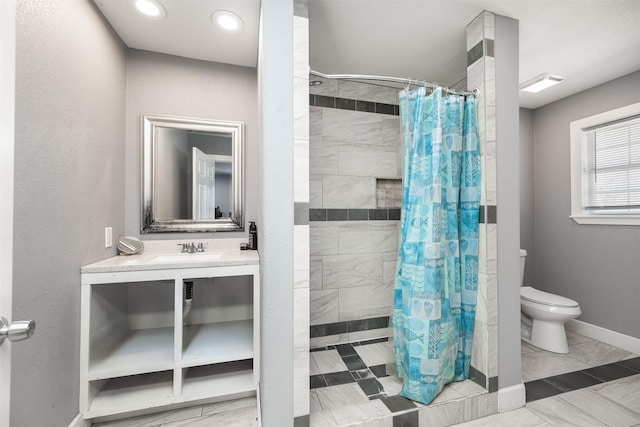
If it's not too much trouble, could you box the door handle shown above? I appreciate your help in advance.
[0,316,36,345]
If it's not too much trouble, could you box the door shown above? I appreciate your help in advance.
[192,147,217,220]
[0,1,16,424]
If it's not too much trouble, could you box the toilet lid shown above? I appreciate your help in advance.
[521,286,579,308]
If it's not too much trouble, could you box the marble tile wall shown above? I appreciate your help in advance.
[309,77,402,348]
[293,2,310,423]
[466,11,499,397]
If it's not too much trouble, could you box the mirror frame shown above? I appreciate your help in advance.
[141,114,245,233]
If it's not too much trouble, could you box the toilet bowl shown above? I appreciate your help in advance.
[519,250,581,353]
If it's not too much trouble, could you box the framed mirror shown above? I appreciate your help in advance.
[141,114,244,233]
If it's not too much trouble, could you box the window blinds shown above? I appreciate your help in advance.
[582,116,640,211]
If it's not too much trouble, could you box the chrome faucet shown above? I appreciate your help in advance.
[178,242,205,253]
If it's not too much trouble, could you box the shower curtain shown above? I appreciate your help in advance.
[392,86,480,405]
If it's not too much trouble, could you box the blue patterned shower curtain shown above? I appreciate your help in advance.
[392,87,480,405]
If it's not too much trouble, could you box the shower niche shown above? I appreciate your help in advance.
[79,257,259,420]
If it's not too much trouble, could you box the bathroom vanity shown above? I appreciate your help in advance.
[79,245,259,419]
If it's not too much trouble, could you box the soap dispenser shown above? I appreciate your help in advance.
[248,221,258,250]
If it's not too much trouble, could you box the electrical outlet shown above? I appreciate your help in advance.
[105,227,112,248]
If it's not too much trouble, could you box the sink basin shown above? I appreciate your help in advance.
[147,252,223,264]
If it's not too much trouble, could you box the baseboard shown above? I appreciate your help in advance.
[498,382,525,413]
[566,319,640,355]
[68,413,91,427]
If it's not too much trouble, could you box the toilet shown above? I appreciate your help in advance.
[519,249,581,353]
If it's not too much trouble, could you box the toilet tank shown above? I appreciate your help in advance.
[520,249,527,287]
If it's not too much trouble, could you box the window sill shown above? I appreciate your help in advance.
[570,215,640,225]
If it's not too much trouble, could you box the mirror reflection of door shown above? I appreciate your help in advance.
[192,148,233,220]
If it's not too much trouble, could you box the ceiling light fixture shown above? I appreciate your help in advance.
[211,10,244,33]
[520,73,565,93]
[129,0,166,19]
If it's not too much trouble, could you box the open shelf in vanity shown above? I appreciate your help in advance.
[79,251,259,420]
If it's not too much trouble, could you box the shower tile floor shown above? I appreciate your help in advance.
[90,332,640,426]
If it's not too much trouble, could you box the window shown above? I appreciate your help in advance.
[570,102,640,225]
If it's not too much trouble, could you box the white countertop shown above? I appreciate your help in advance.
[81,239,259,273]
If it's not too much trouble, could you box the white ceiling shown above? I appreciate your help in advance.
[94,0,640,109]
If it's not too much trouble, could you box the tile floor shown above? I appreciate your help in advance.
[91,332,640,427]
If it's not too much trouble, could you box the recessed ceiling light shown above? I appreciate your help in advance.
[211,10,244,33]
[520,73,564,93]
[128,0,166,20]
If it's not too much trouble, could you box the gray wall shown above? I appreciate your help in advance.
[519,108,535,286]
[532,70,640,339]
[125,49,258,238]
[13,0,127,425]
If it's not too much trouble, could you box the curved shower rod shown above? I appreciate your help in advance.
[309,69,480,97]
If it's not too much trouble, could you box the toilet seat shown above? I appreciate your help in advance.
[521,286,578,308]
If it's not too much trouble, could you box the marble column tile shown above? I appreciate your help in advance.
[472,319,488,378]
[466,58,485,92]
[484,57,496,107]
[322,253,384,289]
[486,273,498,326]
[338,221,399,254]
[294,268,310,289]
[294,138,309,203]
[310,138,339,176]
[309,76,339,97]
[348,327,392,343]
[560,387,640,426]
[294,77,310,141]
[479,154,487,206]
[293,287,310,353]
[488,324,499,378]
[477,103,486,148]
[466,13,485,50]
[485,105,496,142]
[322,108,383,145]
[418,398,465,427]
[527,395,608,427]
[294,349,310,417]
[323,175,376,209]
[310,256,323,290]
[293,16,309,79]
[339,143,398,178]
[483,11,495,40]
[294,225,310,271]
[478,224,487,274]
[338,284,393,322]
[382,116,401,146]
[486,224,497,262]
[475,273,488,325]
[310,223,339,256]
[310,176,323,208]
[310,289,339,325]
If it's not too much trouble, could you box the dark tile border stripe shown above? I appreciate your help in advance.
[525,357,640,403]
[294,202,309,225]
[293,414,310,427]
[310,94,399,116]
[478,205,497,224]
[311,316,390,339]
[310,208,401,222]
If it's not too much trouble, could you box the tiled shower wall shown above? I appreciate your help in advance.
[308,78,403,348]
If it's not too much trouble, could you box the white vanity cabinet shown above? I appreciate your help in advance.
[79,251,259,420]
